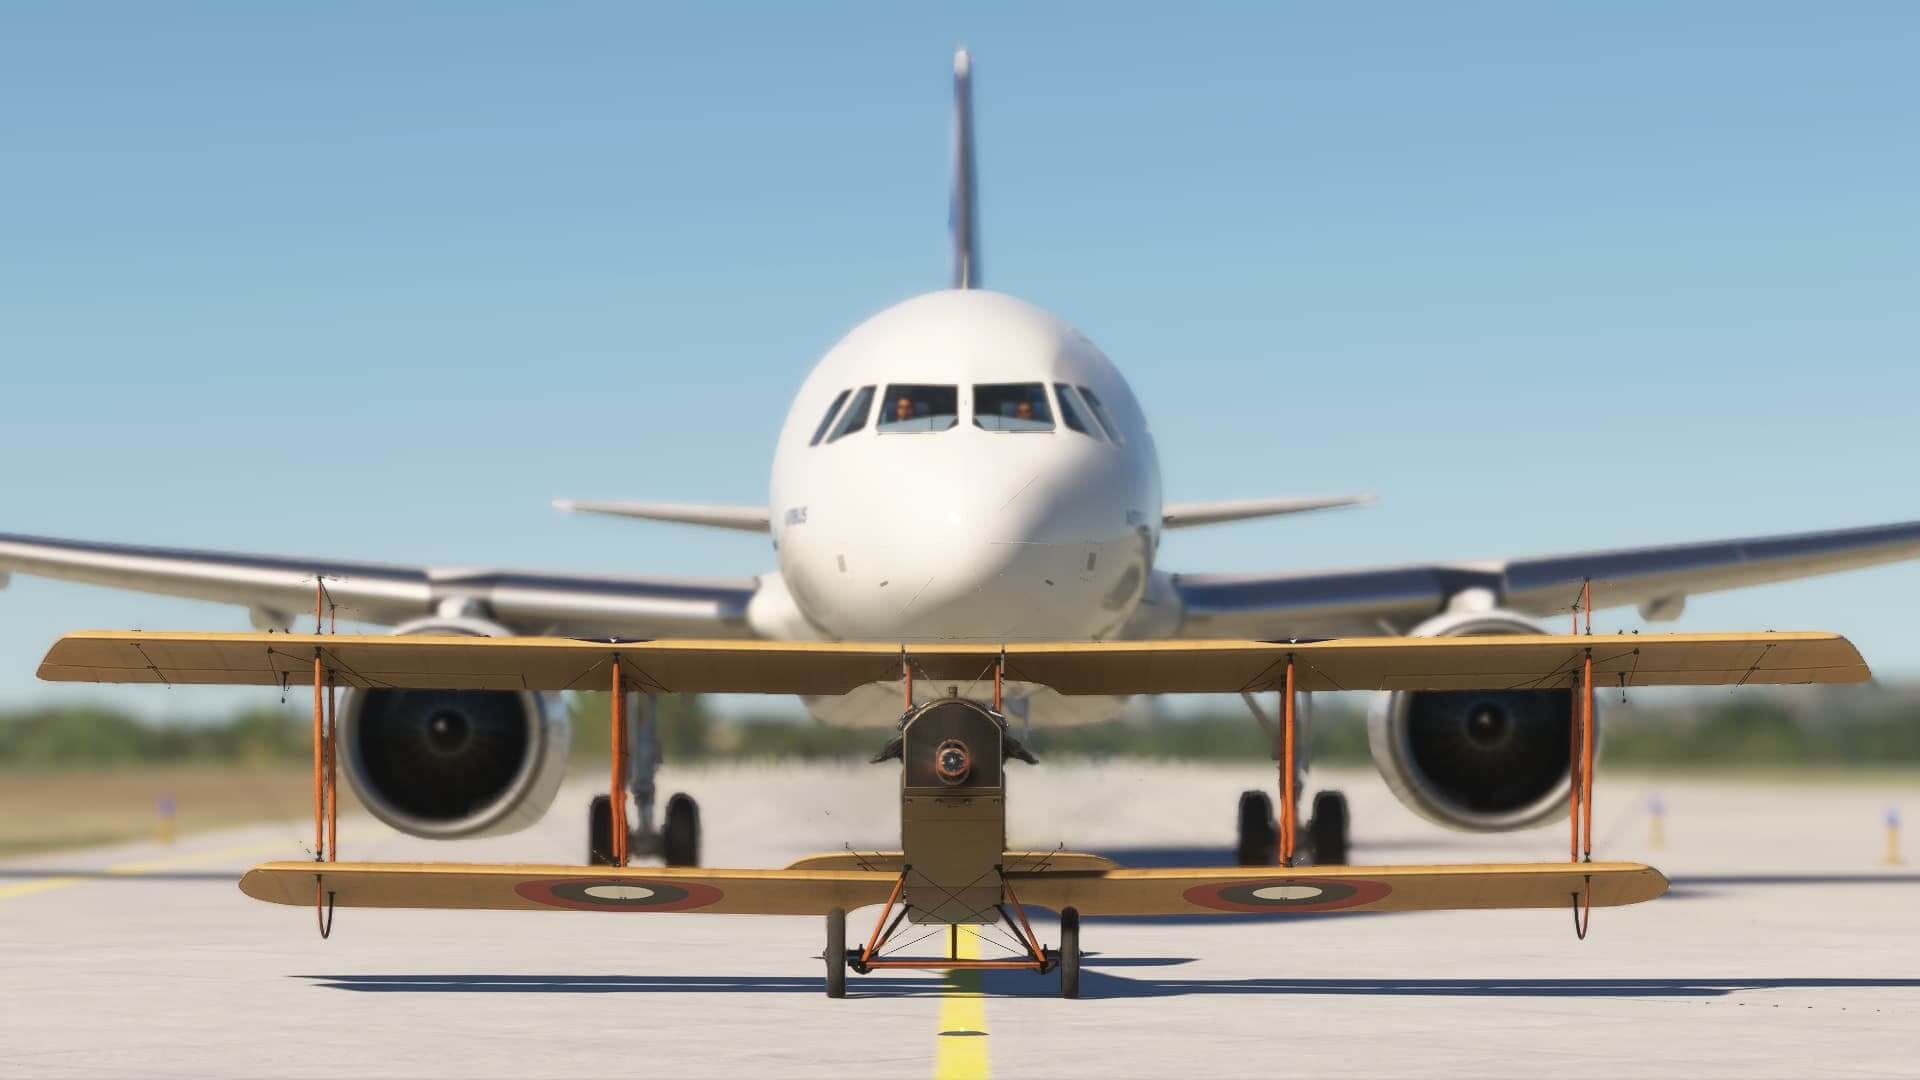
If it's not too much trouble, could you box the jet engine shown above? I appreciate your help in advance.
[338,616,571,839]
[1366,610,1589,832]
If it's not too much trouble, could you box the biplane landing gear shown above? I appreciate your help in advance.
[1058,907,1081,999]
[825,907,847,998]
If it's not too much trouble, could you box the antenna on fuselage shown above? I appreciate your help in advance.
[950,48,980,289]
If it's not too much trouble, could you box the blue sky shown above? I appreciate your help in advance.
[2,3,1916,716]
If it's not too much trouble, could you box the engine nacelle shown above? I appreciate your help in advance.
[338,616,571,839]
[1367,610,1589,832]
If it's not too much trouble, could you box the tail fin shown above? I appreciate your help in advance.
[950,48,980,289]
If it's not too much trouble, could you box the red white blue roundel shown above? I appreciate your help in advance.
[1182,877,1391,913]
[513,877,723,912]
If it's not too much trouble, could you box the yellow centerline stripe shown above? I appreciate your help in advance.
[0,836,320,901]
[934,928,990,1080]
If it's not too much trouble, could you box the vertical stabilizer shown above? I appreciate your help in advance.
[950,49,980,289]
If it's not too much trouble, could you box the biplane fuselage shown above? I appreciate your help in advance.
[765,288,1162,645]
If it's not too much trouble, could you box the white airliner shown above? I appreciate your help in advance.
[5,51,1918,867]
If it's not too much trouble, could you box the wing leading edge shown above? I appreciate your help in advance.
[1171,518,1920,639]
[0,532,756,639]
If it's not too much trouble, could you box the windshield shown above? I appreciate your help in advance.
[973,383,1055,432]
[808,389,852,446]
[877,384,959,432]
[1077,386,1122,444]
[1054,384,1101,440]
[826,385,875,443]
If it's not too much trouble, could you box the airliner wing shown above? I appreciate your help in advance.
[1170,518,1920,639]
[0,533,755,638]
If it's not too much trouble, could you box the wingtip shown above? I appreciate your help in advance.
[551,498,578,514]
[954,47,971,78]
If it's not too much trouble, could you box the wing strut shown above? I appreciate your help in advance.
[310,578,341,938]
[1567,579,1598,937]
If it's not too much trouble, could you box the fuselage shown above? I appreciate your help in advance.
[762,289,1162,643]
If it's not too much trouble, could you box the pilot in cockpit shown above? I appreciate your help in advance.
[894,395,916,423]
[1014,400,1035,422]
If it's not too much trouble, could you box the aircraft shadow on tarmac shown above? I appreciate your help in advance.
[299,972,1920,1001]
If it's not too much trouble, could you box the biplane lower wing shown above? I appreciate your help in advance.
[241,860,1665,916]
[1010,861,1666,915]
[241,862,900,914]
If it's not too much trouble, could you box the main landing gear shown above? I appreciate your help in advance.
[588,692,701,867]
[1236,788,1350,866]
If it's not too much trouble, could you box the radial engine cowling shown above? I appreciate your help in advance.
[1367,610,1589,832]
[339,617,572,839]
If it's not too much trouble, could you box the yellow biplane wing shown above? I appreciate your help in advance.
[37,629,1869,693]
[239,860,1665,916]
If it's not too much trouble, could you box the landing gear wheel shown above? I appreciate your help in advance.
[663,792,701,867]
[1058,907,1081,999]
[1309,789,1350,866]
[1236,790,1277,866]
[825,907,846,998]
[587,794,617,866]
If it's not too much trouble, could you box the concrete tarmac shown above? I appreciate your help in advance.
[1,763,1916,1078]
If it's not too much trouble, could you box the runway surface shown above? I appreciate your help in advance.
[2,763,1916,1078]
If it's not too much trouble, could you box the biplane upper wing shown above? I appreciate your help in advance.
[239,860,1664,915]
[38,629,1870,694]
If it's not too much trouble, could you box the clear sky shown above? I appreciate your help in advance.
[2,3,1916,717]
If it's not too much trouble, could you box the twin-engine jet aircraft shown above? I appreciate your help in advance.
[8,50,1920,886]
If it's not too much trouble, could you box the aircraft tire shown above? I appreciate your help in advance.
[1309,789,1350,866]
[1059,907,1081,999]
[587,794,615,866]
[664,792,701,867]
[1235,790,1277,866]
[825,908,847,998]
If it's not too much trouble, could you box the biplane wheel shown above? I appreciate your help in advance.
[587,794,616,866]
[1309,789,1350,866]
[1235,790,1277,866]
[1058,907,1081,999]
[663,792,701,867]
[825,907,847,998]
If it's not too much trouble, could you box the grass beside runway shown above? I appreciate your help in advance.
[0,765,360,857]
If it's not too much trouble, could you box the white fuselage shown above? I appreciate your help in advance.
[753,289,1162,648]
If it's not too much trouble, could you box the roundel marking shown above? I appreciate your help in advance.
[1182,877,1392,914]
[513,877,724,912]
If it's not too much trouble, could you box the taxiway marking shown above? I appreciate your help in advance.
[934,929,990,1080]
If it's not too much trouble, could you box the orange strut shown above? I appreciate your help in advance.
[610,659,629,866]
[860,873,908,965]
[1280,658,1296,865]
[312,581,324,862]
[1568,665,1582,863]
[324,674,338,862]
[1580,650,1595,861]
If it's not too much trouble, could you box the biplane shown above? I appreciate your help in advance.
[38,617,1867,997]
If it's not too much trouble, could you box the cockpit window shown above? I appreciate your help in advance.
[972,383,1055,432]
[1077,386,1123,444]
[877,384,959,432]
[826,385,875,443]
[1054,384,1101,440]
[808,388,852,446]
